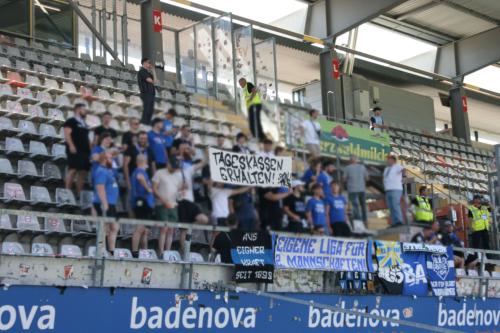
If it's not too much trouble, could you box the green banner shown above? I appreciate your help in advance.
[318,119,391,164]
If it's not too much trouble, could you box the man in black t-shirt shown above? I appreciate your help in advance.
[123,131,149,188]
[137,57,156,125]
[283,180,307,232]
[258,187,291,231]
[63,103,91,196]
[93,111,118,145]
[121,117,141,152]
[212,214,238,264]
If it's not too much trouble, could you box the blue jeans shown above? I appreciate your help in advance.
[348,192,367,222]
[385,190,403,225]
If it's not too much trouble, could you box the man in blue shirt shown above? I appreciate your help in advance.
[93,152,120,256]
[130,154,154,258]
[90,132,112,179]
[306,183,330,235]
[327,182,351,237]
[302,157,331,198]
[163,108,177,151]
[148,118,167,173]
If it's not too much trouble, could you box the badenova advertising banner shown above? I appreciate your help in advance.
[317,119,391,164]
[208,147,293,187]
[274,235,373,272]
[1,286,500,332]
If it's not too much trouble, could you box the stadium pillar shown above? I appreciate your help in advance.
[449,81,470,143]
[141,0,165,81]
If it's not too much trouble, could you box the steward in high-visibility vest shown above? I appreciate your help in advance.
[238,78,264,140]
[468,205,491,232]
[412,187,433,223]
[468,194,491,251]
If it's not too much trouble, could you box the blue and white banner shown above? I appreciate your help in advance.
[401,251,429,296]
[230,231,274,283]
[402,243,447,254]
[426,246,456,296]
[1,286,500,332]
[374,241,404,295]
[274,235,372,272]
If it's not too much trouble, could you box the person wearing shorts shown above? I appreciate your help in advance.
[92,152,120,256]
[64,103,91,196]
[130,154,154,258]
[152,156,183,254]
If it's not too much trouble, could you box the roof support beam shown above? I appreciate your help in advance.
[306,0,406,39]
[435,26,500,78]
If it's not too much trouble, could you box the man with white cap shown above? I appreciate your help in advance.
[283,179,307,232]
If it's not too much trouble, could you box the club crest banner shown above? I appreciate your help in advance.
[426,246,456,296]
[401,251,428,296]
[274,235,372,272]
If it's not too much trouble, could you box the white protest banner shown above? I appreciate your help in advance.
[402,242,447,254]
[274,234,373,272]
[208,147,292,187]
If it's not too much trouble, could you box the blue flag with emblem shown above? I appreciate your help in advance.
[426,246,456,296]
[401,251,429,296]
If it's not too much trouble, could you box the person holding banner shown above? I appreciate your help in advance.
[258,186,291,231]
[232,132,252,154]
[238,78,264,141]
[306,183,331,235]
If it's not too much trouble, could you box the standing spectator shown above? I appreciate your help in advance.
[302,157,331,199]
[210,183,250,226]
[93,152,120,255]
[343,155,369,224]
[283,180,307,232]
[211,214,238,264]
[130,154,154,258]
[93,111,117,145]
[64,103,91,196]
[177,155,209,251]
[411,186,434,224]
[91,132,112,178]
[370,106,388,132]
[230,189,258,232]
[258,186,291,231]
[147,118,167,173]
[163,108,177,152]
[122,117,141,152]
[383,155,405,227]
[123,131,149,191]
[173,124,194,153]
[327,182,350,237]
[306,183,330,235]
[232,132,251,154]
[323,160,337,184]
[302,109,321,157]
[138,57,156,125]
[238,77,264,140]
[468,195,491,251]
[202,135,226,209]
[259,138,274,157]
[152,157,183,254]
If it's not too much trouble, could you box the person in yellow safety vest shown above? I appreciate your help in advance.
[411,186,434,223]
[238,78,265,141]
[468,194,491,251]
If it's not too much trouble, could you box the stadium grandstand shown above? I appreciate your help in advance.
[0,0,499,332]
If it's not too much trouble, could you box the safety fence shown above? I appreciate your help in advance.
[0,208,499,297]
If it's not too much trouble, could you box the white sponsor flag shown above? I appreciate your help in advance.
[208,147,292,187]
